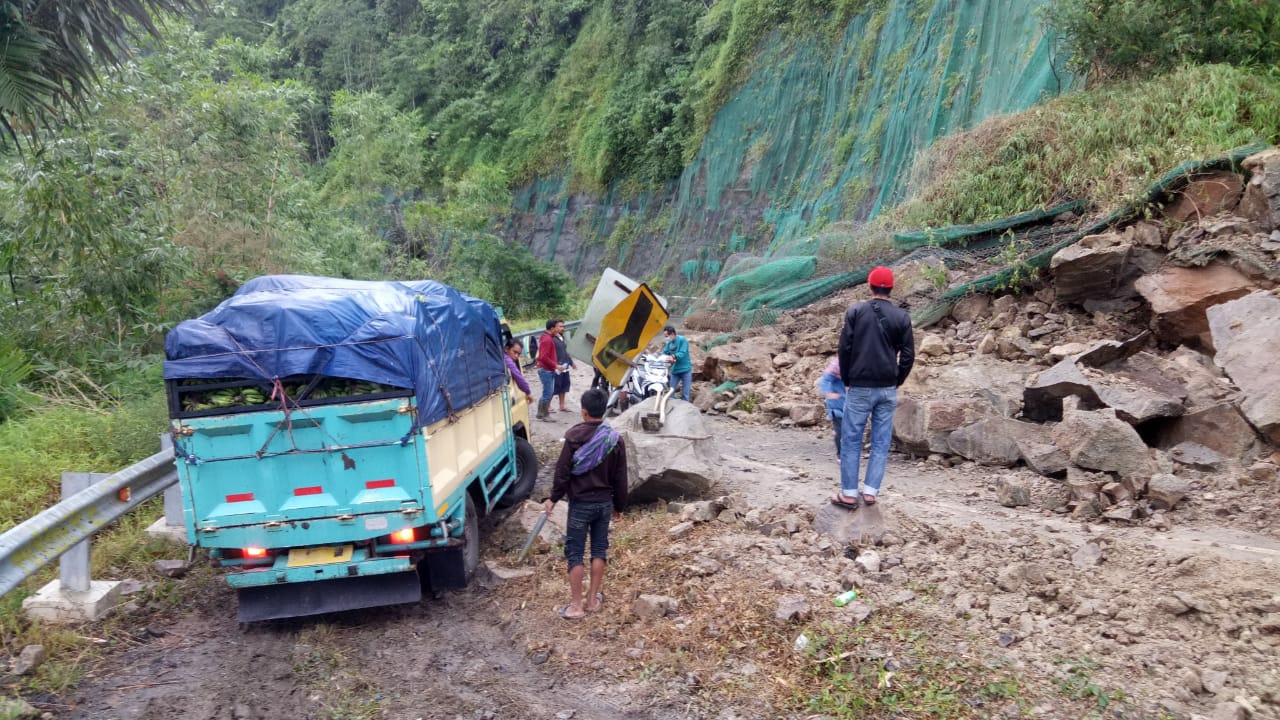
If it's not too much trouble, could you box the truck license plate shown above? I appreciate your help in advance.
[286,544,354,568]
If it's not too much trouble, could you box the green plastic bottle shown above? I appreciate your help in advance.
[834,590,858,607]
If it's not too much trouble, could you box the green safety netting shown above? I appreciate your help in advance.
[514,0,1074,314]
[910,144,1270,326]
[892,199,1087,251]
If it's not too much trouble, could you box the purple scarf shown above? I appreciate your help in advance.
[572,423,620,474]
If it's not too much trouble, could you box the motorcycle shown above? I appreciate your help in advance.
[605,353,671,415]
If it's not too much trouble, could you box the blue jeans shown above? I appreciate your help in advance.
[669,370,693,401]
[826,399,844,458]
[564,500,613,569]
[839,386,897,497]
[538,369,556,403]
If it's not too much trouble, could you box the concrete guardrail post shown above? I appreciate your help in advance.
[22,473,122,623]
[146,433,187,542]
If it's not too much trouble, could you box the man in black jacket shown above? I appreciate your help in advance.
[545,388,628,619]
[833,266,914,509]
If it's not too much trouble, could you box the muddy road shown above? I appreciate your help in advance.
[56,367,1280,720]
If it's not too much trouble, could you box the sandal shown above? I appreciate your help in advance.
[830,494,860,511]
[861,494,877,506]
[557,605,584,620]
[586,592,604,612]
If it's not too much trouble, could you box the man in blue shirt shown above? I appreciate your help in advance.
[661,325,693,401]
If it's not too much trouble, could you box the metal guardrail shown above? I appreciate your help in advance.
[510,320,581,346]
[0,450,178,597]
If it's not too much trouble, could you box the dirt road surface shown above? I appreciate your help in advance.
[56,364,1280,720]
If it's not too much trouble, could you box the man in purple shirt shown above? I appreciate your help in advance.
[504,340,533,404]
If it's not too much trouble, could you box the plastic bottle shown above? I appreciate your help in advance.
[834,589,858,607]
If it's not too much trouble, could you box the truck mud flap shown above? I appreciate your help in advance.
[237,571,422,623]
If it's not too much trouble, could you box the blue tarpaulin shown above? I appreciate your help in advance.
[164,275,507,428]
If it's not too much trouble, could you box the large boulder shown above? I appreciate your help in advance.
[1055,401,1154,487]
[1156,403,1260,463]
[1207,291,1280,443]
[947,418,1024,467]
[1050,233,1135,304]
[618,397,720,502]
[707,341,774,384]
[894,396,991,455]
[1239,147,1280,231]
[1134,263,1255,347]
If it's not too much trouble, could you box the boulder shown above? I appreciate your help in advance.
[789,403,826,427]
[1050,233,1134,304]
[995,478,1031,507]
[1023,357,1104,422]
[1134,263,1255,347]
[1056,403,1154,485]
[1162,171,1244,223]
[894,396,990,455]
[619,399,720,502]
[1168,441,1224,470]
[1148,474,1191,510]
[634,594,678,619]
[708,341,775,383]
[951,294,991,323]
[813,502,885,545]
[947,418,1023,467]
[1208,291,1280,443]
[1239,147,1280,231]
[918,334,948,357]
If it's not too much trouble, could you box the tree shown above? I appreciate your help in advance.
[0,0,203,146]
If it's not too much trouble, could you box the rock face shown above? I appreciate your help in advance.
[1240,148,1280,230]
[1207,291,1280,443]
[1134,263,1255,347]
[619,398,720,502]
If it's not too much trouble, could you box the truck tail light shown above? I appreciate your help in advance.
[390,528,415,544]
[244,547,268,559]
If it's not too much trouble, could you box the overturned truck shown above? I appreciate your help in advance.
[164,275,536,622]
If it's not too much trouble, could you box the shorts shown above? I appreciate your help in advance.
[554,371,571,395]
[563,500,612,569]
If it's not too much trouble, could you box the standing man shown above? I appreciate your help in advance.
[552,320,576,412]
[661,325,693,402]
[832,266,914,509]
[535,319,565,419]
[545,388,628,619]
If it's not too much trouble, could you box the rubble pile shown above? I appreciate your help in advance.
[686,147,1280,527]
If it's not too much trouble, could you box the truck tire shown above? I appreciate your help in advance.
[495,437,538,509]
[463,494,479,582]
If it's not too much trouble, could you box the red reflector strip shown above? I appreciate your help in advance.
[294,486,323,496]
[365,479,396,489]
[226,493,254,503]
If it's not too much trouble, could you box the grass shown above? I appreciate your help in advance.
[888,63,1280,230]
[0,390,194,698]
[292,625,386,720]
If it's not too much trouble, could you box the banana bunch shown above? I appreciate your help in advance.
[180,385,268,412]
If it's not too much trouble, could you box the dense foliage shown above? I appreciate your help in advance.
[1044,0,1280,79]
[0,0,204,146]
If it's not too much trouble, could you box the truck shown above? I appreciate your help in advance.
[163,275,538,622]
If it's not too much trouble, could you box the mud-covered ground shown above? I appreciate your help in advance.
[53,362,1280,720]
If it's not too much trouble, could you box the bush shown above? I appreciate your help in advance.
[1044,0,1280,79]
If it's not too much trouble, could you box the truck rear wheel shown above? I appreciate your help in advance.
[495,437,538,509]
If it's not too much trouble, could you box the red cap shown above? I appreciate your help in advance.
[868,265,894,289]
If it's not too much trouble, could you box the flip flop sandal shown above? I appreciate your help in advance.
[861,494,877,506]
[557,605,584,620]
[586,592,605,612]
[830,495,860,511]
